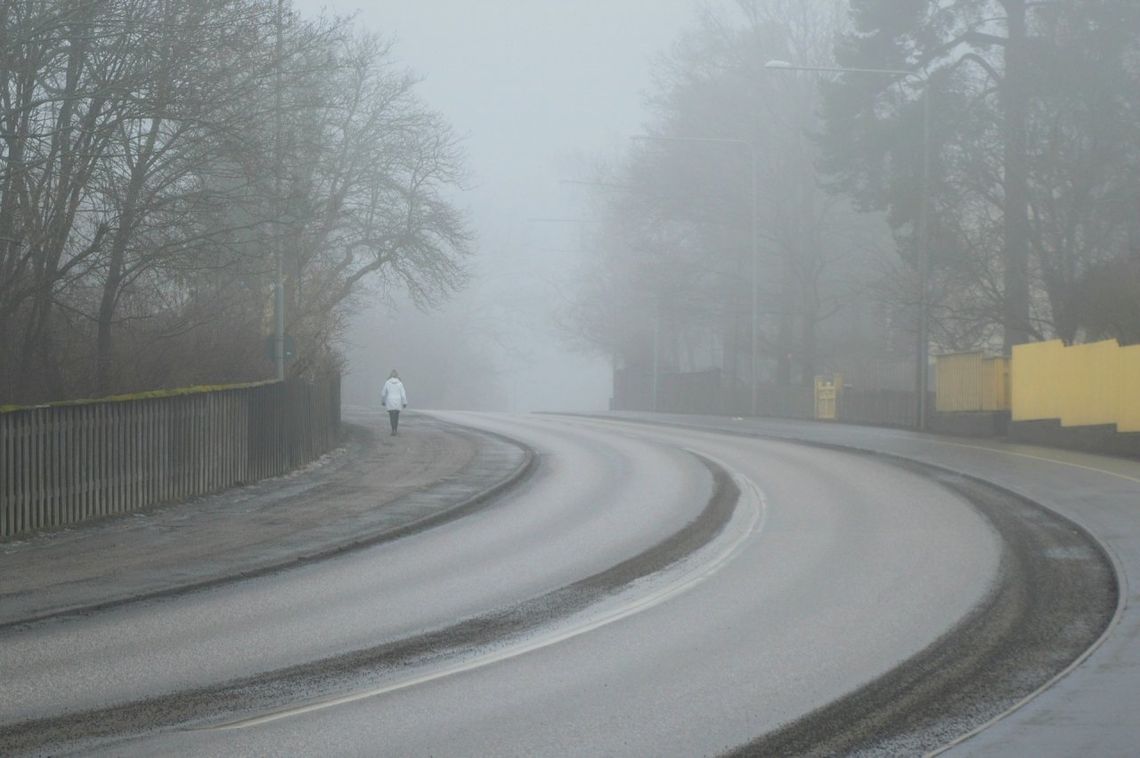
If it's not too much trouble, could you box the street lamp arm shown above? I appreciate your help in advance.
[764,60,924,81]
[631,134,756,158]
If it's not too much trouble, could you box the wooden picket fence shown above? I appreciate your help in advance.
[0,376,341,539]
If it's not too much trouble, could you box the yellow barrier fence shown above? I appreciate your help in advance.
[935,352,1010,412]
[1012,339,1140,432]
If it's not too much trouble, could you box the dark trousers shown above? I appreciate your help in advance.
[388,410,400,434]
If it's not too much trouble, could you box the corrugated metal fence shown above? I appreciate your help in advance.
[838,389,922,428]
[935,352,1011,412]
[0,377,341,539]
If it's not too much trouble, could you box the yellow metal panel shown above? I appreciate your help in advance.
[1059,340,1120,427]
[936,353,1011,413]
[936,352,983,412]
[979,358,993,411]
[979,357,1011,411]
[1012,340,1067,422]
[1120,345,1140,433]
[998,357,1007,410]
[1012,339,1140,431]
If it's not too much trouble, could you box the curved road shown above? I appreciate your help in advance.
[0,413,1107,755]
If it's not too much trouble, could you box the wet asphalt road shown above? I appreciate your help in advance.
[0,413,1100,755]
[0,412,524,627]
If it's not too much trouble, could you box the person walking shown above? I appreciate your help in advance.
[381,370,408,435]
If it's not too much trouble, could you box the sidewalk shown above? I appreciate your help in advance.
[0,411,531,627]
[612,411,1140,757]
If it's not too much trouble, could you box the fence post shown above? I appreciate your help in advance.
[1,414,10,538]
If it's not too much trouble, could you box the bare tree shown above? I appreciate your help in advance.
[0,0,473,405]
[568,0,894,400]
[822,0,1140,350]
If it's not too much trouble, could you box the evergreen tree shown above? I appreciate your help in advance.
[821,0,1140,349]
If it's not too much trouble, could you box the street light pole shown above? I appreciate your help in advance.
[632,135,760,417]
[764,60,931,430]
[273,0,286,382]
[917,88,932,431]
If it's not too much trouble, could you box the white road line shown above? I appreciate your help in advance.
[583,413,1140,487]
[930,438,1140,485]
[203,463,767,732]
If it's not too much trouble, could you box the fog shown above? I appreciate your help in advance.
[294,1,697,411]
[6,1,1131,414]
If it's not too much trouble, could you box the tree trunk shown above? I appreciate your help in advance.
[775,255,796,385]
[96,117,161,395]
[799,301,818,385]
[95,221,129,395]
[16,10,97,399]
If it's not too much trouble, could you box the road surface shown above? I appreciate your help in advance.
[0,413,1114,755]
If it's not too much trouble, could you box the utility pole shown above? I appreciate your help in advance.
[273,0,286,381]
[916,88,932,430]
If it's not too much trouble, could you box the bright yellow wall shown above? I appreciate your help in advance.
[1120,345,1140,433]
[1012,339,1140,432]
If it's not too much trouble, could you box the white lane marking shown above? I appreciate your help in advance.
[566,413,1140,487]
[205,466,767,732]
[930,438,1140,486]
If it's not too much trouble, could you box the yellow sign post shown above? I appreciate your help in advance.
[814,374,842,421]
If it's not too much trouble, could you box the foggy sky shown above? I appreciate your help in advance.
[292,0,698,411]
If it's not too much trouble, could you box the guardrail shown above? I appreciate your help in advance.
[0,376,341,539]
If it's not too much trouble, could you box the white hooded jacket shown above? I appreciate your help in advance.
[381,377,407,411]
